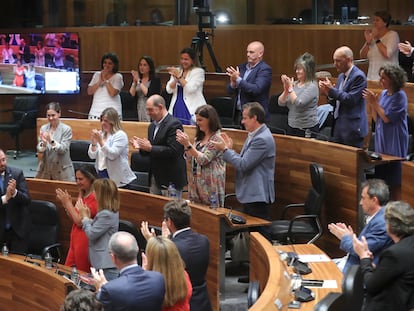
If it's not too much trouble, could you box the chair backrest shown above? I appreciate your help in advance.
[342,264,364,310]
[130,171,150,193]
[130,151,151,173]
[268,93,289,134]
[313,292,345,311]
[27,200,59,257]
[70,140,95,171]
[304,162,325,216]
[13,96,39,129]
[208,96,235,128]
[120,90,138,121]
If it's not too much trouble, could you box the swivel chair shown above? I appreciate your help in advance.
[269,163,325,244]
[0,96,39,159]
[314,292,345,311]
[69,140,95,172]
[208,96,238,129]
[118,219,146,265]
[27,200,61,262]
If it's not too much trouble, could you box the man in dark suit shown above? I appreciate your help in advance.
[130,94,187,196]
[92,231,165,311]
[328,178,393,275]
[163,200,212,311]
[226,41,272,124]
[0,148,31,254]
[319,46,368,148]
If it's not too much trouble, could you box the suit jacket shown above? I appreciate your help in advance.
[98,265,165,311]
[141,113,187,189]
[88,130,136,187]
[328,65,368,147]
[0,166,31,242]
[341,207,393,274]
[223,124,275,204]
[82,210,119,269]
[36,121,75,182]
[227,60,272,119]
[172,229,212,311]
[166,67,207,118]
[361,234,414,311]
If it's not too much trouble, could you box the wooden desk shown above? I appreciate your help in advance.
[26,178,269,311]
[402,161,414,207]
[249,233,342,311]
[0,254,76,310]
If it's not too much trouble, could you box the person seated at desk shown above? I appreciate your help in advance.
[61,289,103,311]
[91,231,165,311]
[353,201,414,311]
[328,179,393,275]
[176,104,226,206]
[141,200,213,311]
[143,236,192,311]
[88,107,136,189]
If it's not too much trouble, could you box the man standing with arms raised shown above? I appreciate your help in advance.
[226,41,272,124]
[319,46,368,148]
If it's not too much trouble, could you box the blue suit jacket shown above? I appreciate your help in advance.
[227,60,272,119]
[172,229,212,311]
[328,65,368,147]
[98,265,165,311]
[223,124,275,204]
[341,207,393,274]
[0,166,31,252]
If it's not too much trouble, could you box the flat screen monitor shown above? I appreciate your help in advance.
[0,32,80,94]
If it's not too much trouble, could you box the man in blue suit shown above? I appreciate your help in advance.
[163,200,213,311]
[319,46,368,148]
[214,102,275,239]
[328,178,393,275]
[226,41,272,124]
[0,148,31,254]
[92,231,165,311]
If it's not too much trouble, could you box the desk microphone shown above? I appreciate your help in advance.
[300,128,330,141]
[227,206,246,224]
[67,109,99,119]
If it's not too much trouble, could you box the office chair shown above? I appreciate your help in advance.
[208,96,239,129]
[342,265,364,310]
[27,200,61,261]
[130,171,150,193]
[313,292,345,311]
[267,93,288,135]
[118,219,147,265]
[247,280,260,308]
[130,151,151,173]
[0,96,39,159]
[120,90,138,121]
[69,140,95,172]
[269,163,325,244]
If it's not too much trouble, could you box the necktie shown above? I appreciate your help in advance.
[334,75,347,119]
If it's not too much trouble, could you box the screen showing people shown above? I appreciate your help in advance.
[0,32,80,94]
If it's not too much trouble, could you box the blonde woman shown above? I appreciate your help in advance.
[79,178,119,281]
[144,236,192,311]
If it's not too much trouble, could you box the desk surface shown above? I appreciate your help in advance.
[249,233,342,311]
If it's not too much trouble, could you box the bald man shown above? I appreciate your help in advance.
[319,46,368,148]
[226,41,272,124]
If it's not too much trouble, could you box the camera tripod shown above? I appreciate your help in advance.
[191,30,222,73]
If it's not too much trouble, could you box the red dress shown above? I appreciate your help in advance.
[64,193,98,272]
[163,271,192,311]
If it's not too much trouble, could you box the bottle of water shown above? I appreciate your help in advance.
[44,251,53,269]
[2,243,9,256]
[210,192,219,210]
[168,183,177,199]
[305,129,312,139]
[71,264,80,285]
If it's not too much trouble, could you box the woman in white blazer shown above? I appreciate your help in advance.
[88,107,136,188]
[166,47,207,125]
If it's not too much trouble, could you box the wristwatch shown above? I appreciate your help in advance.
[186,144,192,150]
[375,39,381,44]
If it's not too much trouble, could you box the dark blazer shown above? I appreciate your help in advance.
[146,76,161,97]
[361,234,414,311]
[172,229,212,311]
[227,60,272,119]
[141,113,187,189]
[98,265,165,311]
[0,166,31,245]
[328,65,368,148]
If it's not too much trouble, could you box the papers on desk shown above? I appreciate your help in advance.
[303,279,338,289]
[297,254,330,262]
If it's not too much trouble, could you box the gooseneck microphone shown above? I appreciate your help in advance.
[227,205,246,224]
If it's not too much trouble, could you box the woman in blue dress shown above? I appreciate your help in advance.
[363,63,409,199]
[166,47,206,125]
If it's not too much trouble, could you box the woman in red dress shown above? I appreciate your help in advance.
[56,165,98,271]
